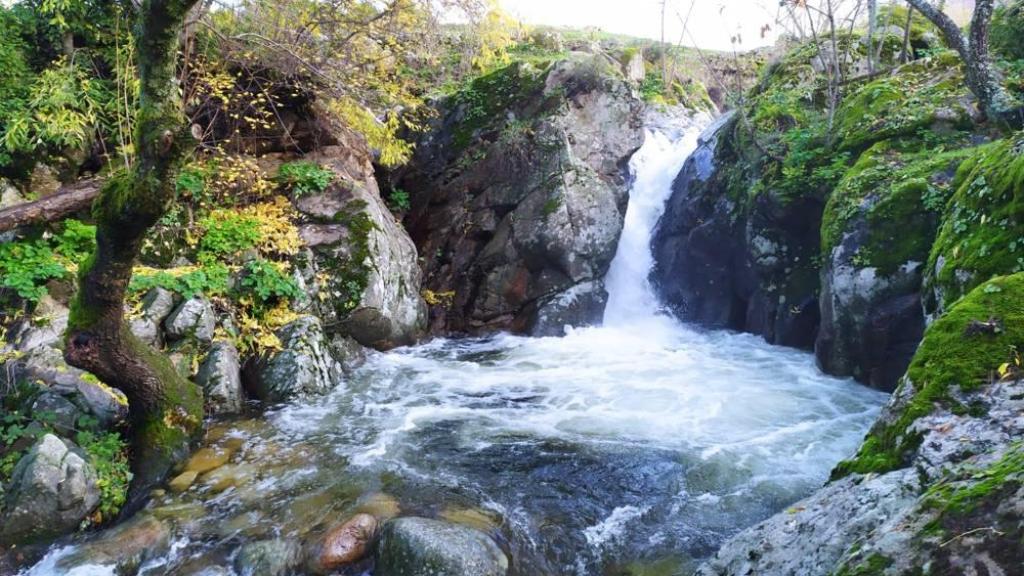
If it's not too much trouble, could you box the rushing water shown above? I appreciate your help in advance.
[28,115,887,576]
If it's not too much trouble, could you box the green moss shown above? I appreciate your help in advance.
[833,52,970,154]
[821,141,973,275]
[450,61,551,152]
[831,553,893,576]
[927,134,1024,309]
[833,273,1024,478]
[924,443,1024,516]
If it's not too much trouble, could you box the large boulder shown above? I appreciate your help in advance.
[397,54,644,335]
[194,341,245,414]
[375,517,509,576]
[652,111,821,349]
[294,129,427,350]
[10,294,69,352]
[0,434,99,545]
[243,315,341,402]
[814,143,966,392]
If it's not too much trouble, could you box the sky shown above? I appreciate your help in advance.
[498,0,977,52]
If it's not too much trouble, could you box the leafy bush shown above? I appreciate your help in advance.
[129,263,231,299]
[388,187,411,212]
[0,8,33,167]
[0,219,95,303]
[237,258,302,314]
[277,160,334,197]
[197,210,263,261]
[75,424,131,522]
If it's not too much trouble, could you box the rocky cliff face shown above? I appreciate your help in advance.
[651,47,977,392]
[396,54,644,335]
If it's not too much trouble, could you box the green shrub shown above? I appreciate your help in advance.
[992,0,1024,62]
[197,210,263,261]
[388,188,411,212]
[237,258,302,314]
[0,219,95,303]
[277,160,334,198]
[129,263,231,299]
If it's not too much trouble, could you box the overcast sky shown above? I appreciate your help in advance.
[498,0,976,52]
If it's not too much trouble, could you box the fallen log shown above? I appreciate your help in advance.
[0,178,102,234]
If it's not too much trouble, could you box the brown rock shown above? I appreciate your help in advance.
[314,513,378,572]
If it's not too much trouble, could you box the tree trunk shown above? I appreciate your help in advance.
[905,0,1023,127]
[64,0,203,507]
[867,0,877,73]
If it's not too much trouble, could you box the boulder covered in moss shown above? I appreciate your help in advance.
[295,128,427,350]
[698,273,1024,575]
[816,143,971,391]
[396,53,643,335]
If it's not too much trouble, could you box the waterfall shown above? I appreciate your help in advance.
[603,115,708,327]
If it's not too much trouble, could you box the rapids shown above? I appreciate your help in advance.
[26,114,887,575]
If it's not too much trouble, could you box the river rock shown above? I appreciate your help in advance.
[0,434,99,545]
[296,129,427,350]
[375,517,509,576]
[165,296,217,343]
[194,341,244,414]
[396,53,643,336]
[53,514,171,573]
[244,315,341,402]
[235,539,303,576]
[308,513,378,573]
[0,179,25,242]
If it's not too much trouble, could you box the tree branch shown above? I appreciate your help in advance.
[0,179,103,234]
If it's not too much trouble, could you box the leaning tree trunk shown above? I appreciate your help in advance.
[64,0,203,506]
[905,0,1023,127]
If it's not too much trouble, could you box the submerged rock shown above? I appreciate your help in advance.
[0,434,99,545]
[375,517,509,576]
[244,315,341,402]
[235,539,303,576]
[54,514,171,574]
[194,341,245,414]
[308,513,378,573]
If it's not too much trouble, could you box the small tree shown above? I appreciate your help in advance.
[906,0,1023,127]
[64,0,204,503]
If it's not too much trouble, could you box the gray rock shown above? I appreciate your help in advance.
[165,296,217,343]
[376,517,509,576]
[195,341,244,414]
[0,434,99,545]
[7,346,128,428]
[235,539,303,576]
[531,280,609,336]
[298,137,428,350]
[0,179,26,242]
[12,295,69,352]
[245,316,341,402]
[29,392,82,434]
[131,287,179,346]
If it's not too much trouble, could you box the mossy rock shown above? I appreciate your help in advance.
[834,272,1024,477]
[926,133,1024,311]
[833,52,971,154]
[821,140,973,275]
